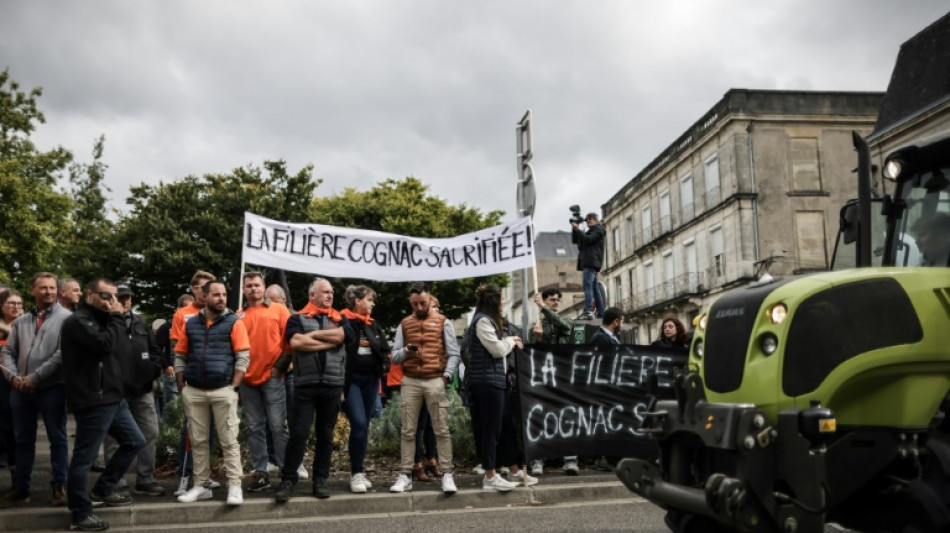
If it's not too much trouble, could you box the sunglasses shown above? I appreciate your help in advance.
[98,292,117,301]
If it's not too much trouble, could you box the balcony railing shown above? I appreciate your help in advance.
[631,272,707,311]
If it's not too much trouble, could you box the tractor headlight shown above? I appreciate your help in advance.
[884,158,904,180]
[699,314,707,330]
[769,304,787,324]
[761,333,779,355]
[694,339,704,359]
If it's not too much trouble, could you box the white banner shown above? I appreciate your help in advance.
[242,212,536,282]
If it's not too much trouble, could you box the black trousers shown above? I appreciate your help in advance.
[281,384,342,483]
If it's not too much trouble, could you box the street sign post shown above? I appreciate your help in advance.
[516,110,538,336]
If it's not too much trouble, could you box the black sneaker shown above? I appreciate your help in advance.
[91,462,106,473]
[133,482,166,496]
[275,480,294,503]
[313,477,330,499]
[71,514,109,531]
[90,490,133,507]
[246,472,270,492]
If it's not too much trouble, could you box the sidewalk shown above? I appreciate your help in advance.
[0,422,634,531]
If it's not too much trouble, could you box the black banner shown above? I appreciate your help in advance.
[516,344,688,460]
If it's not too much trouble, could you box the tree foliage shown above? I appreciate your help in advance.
[114,161,320,317]
[62,135,118,283]
[308,177,508,330]
[0,68,73,290]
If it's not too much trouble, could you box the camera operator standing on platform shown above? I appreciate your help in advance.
[570,208,606,320]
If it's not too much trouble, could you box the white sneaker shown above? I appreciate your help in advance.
[177,485,212,503]
[208,480,221,489]
[563,460,579,475]
[174,476,190,496]
[510,470,539,486]
[499,466,510,476]
[471,464,486,475]
[441,472,457,494]
[226,486,243,506]
[267,462,280,473]
[350,473,367,493]
[296,464,309,480]
[389,473,412,493]
[482,474,518,492]
[530,460,544,476]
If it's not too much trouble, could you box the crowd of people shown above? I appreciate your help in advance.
[0,271,572,531]
[0,267,693,531]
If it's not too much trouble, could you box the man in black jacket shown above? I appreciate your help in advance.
[571,212,606,319]
[62,278,146,532]
[105,283,164,497]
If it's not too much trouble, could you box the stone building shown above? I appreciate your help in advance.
[601,89,884,344]
[504,230,583,334]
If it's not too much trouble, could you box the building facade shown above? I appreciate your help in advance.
[601,89,884,344]
[504,230,583,334]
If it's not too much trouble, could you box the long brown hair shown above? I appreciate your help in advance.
[473,284,503,331]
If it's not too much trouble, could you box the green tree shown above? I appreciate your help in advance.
[62,134,118,283]
[0,68,73,291]
[308,177,508,330]
[113,160,320,317]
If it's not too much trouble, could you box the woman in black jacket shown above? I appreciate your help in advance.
[651,316,689,348]
[340,285,390,494]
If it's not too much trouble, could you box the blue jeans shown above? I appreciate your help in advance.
[282,385,341,483]
[582,267,606,316]
[10,385,68,489]
[343,373,379,474]
[67,400,145,521]
[241,375,288,474]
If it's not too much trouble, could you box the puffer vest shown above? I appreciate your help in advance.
[400,312,447,379]
[293,314,346,388]
[466,312,507,389]
[183,312,238,389]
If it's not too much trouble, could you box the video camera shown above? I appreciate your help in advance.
[569,205,584,225]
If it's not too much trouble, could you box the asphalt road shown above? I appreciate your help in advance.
[108,498,669,533]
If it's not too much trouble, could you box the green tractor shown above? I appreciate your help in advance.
[616,15,950,533]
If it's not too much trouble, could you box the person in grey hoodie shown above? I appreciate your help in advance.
[0,272,70,508]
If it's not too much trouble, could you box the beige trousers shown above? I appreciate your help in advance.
[399,375,453,474]
[181,385,243,488]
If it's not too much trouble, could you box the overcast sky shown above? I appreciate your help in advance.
[2,1,947,233]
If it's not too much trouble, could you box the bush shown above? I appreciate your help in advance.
[368,389,476,464]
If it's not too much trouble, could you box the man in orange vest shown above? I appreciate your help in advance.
[388,282,459,495]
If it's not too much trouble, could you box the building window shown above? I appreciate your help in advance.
[554,247,568,257]
[794,211,828,271]
[680,173,694,222]
[705,154,720,208]
[790,138,822,191]
[710,225,724,278]
[662,249,674,300]
[659,189,672,234]
[614,276,623,307]
[684,240,699,292]
[641,204,653,244]
[612,227,621,254]
[644,260,655,305]
[629,269,636,299]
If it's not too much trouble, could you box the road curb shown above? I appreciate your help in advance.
[0,481,632,531]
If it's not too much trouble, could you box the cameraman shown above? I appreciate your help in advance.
[571,212,606,320]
